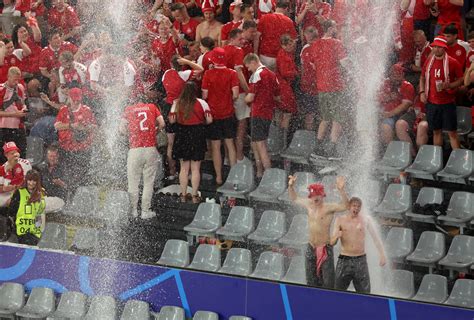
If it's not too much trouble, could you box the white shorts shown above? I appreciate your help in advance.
[259,55,276,71]
[234,93,250,121]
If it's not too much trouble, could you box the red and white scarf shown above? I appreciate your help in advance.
[424,53,449,97]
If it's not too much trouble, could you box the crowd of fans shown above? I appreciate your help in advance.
[0,0,472,231]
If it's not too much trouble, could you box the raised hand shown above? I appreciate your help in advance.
[288,175,297,187]
[335,176,345,191]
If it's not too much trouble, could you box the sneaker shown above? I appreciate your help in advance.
[141,210,156,219]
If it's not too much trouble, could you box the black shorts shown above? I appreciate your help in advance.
[306,245,335,289]
[426,102,457,131]
[297,92,318,115]
[250,117,272,142]
[207,116,237,140]
[161,101,176,134]
[335,254,370,294]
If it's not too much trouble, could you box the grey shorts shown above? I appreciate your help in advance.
[319,91,345,122]
[335,254,370,293]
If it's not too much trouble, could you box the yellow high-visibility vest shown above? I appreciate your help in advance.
[15,188,45,238]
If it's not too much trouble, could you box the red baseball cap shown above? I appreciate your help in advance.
[210,47,226,66]
[308,183,326,198]
[3,141,20,154]
[69,88,83,101]
[431,35,448,49]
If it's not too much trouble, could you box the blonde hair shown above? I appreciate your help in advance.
[8,66,21,76]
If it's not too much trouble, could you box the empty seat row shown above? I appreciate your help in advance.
[35,222,103,252]
[157,241,307,284]
[184,203,309,247]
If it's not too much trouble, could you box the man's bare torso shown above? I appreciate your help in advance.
[339,214,366,256]
[308,204,336,248]
[197,20,222,41]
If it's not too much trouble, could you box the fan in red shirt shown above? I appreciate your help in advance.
[197,37,215,71]
[257,0,276,18]
[151,19,180,72]
[241,20,257,57]
[39,31,78,81]
[244,53,280,177]
[275,34,297,148]
[432,0,464,40]
[411,0,431,38]
[0,39,24,83]
[257,0,297,70]
[47,0,82,42]
[120,101,165,219]
[171,3,200,43]
[299,26,318,130]
[443,24,468,70]
[12,20,42,76]
[410,30,432,75]
[221,1,243,45]
[0,142,32,206]
[420,35,464,150]
[202,47,239,185]
[296,0,331,36]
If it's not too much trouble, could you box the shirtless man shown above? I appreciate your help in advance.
[288,175,349,289]
[330,197,386,293]
[196,5,222,46]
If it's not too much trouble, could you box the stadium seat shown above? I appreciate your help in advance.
[217,160,255,199]
[16,287,55,319]
[38,223,68,250]
[83,295,116,320]
[456,106,472,136]
[47,291,87,319]
[405,145,443,180]
[25,136,44,166]
[267,124,285,156]
[189,244,221,272]
[438,235,474,276]
[406,231,446,273]
[280,130,316,164]
[0,282,25,318]
[385,270,415,299]
[444,279,474,308]
[385,227,413,263]
[229,317,252,320]
[374,141,412,177]
[436,149,473,184]
[157,306,185,320]
[184,203,222,243]
[63,186,100,217]
[97,190,131,225]
[193,310,218,320]
[249,168,287,203]
[321,175,342,203]
[120,299,150,320]
[412,274,448,304]
[157,239,190,268]
[406,187,444,224]
[278,214,308,249]
[373,184,411,220]
[437,192,474,233]
[250,251,285,281]
[219,248,252,276]
[278,171,316,204]
[247,210,286,244]
[71,228,101,251]
[282,255,307,285]
[216,206,254,241]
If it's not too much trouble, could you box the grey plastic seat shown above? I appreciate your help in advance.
[282,256,307,285]
[406,187,444,224]
[280,130,316,164]
[219,248,252,276]
[63,186,100,217]
[444,279,474,308]
[249,168,287,203]
[267,124,284,156]
[456,106,472,136]
[189,244,221,272]
[278,214,308,248]
[97,190,131,224]
[321,175,342,203]
[184,203,222,240]
[375,141,412,177]
[71,228,101,251]
[46,291,87,319]
[84,296,116,320]
[0,282,25,317]
[278,171,316,203]
[217,160,255,199]
[438,235,474,275]
[412,274,448,304]
[193,310,218,320]
[250,251,285,281]
[38,223,68,250]
[247,210,286,244]
[385,227,413,263]
[120,299,150,320]
[437,149,473,184]
[386,270,415,299]
[229,316,252,320]
[158,306,185,320]
[216,206,254,241]
[26,136,44,166]
[437,192,474,233]
[157,239,190,268]
[373,184,412,219]
[16,287,55,319]
[406,231,446,273]
[405,145,443,180]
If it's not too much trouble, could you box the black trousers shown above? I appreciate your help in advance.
[335,254,371,294]
[306,245,335,289]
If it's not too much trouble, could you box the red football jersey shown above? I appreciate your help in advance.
[21,37,41,74]
[55,105,97,152]
[39,42,78,72]
[249,66,279,120]
[276,49,297,113]
[221,20,242,42]
[300,43,317,95]
[223,44,244,70]
[297,2,331,36]
[0,159,31,188]
[379,80,415,112]
[446,42,467,70]
[0,53,23,83]
[151,37,179,72]
[173,18,200,41]
[413,0,430,20]
[422,56,463,105]
[162,69,195,104]
[202,67,239,120]
[47,5,81,36]
[123,103,162,148]
[257,13,297,58]
[171,98,211,125]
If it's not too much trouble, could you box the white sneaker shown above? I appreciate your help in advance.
[141,210,156,219]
